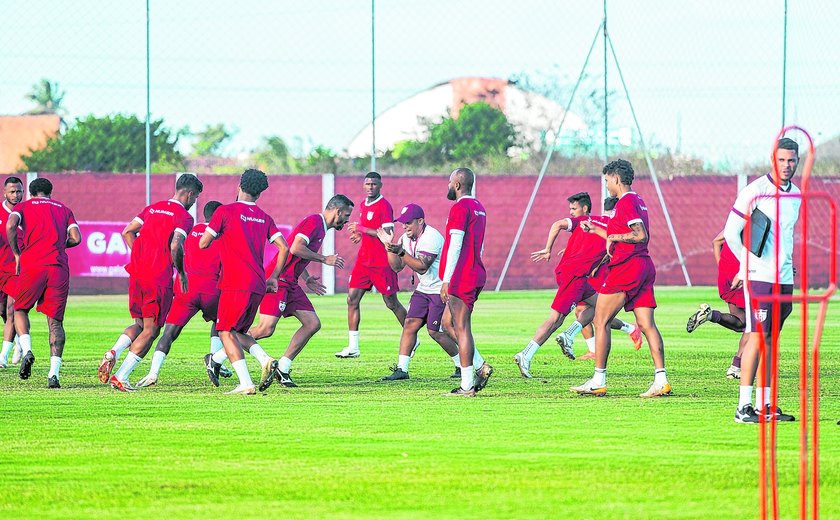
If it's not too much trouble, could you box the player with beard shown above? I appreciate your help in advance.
[0,177,23,368]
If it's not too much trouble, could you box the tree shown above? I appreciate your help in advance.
[191,123,234,156]
[19,114,184,173]
[252,135,300,173]
[25,78,67,116]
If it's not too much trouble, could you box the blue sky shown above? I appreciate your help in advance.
[1,0,837,169]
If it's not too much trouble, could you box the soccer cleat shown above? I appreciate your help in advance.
[335,346,360,358]
[19,351,34,380]
[474,363,494,392]
[11,343,21,364]
[0,361,6,369]
[97,349,116,384]
[258,358,278,392]
[640,382,672,398]
[204,353,221,387]
[109,375,136,392]
[735,404,760,424]
[136,374,158,388]
[763,405,795,422]
[274,369,298,388]
[219,365,233,378]
[450,366,461,379]
[225,385,256,395]
[444,386,476,397]
[726,365,741,380]
[686,304,711,333]
[570,379,607,396]
[629,324,643,351]
[556,334,576,360]
[578,351,596,360]
[48,376,61,389]
[513,352,532,378]
[383,366,409,381]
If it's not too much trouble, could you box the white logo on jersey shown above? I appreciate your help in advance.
[474,210,486,216]
[148,208,174,217]
[240,215,266,224]
[366,211,374,220]
[754,309,767,323]
[279,301,287,312]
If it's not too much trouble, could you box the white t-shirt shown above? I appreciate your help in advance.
[399,225,444,294]
[724,173,801,284]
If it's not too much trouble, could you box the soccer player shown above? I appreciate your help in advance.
[514,193,640,378]
[440,167,493,396]
[135,200,231,388]
[199,169,290,395]
[570,159,671,398]
[686,229,748,379]
[102,174,203,391]
[726,138,800,424]
[208,195,353,388]
[377,203,472,381]
[7,177,81,388]
[0,177,23,368]
[335,172,408,359]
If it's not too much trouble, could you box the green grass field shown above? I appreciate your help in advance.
[0,287,838,519]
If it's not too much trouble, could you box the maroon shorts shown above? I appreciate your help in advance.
[259,280,315,318]
[129,277,174,327]
[448,285,483,311]
[167,290,220,326]
[407,291,446,331]
[15,266,70,321]
[599,256,657,311]
[744,281,793,335]
[588,263,609,294]
[718,273,746,309]
[349,263,399,295]
[0,271,17,300]
[551,273,592,315]
[217,290,262,333]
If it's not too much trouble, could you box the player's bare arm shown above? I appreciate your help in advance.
[301,271,328,296]
[531,218,569,262]
[605,221,647,257]
[712,230,725,265]
[403,251,435,275]
[170,232,188,294]
[6,213,21,273]
[121,219,143,249]
[581,220,608,239]
[66,225,82,249]
[198,228,216,249]
[289,235,344,269]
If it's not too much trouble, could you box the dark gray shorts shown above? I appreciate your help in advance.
[407,291,445,332]
[743,281,793,335]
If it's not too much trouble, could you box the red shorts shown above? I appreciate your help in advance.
[166,290,220,326]
[15,266,70,321]
[551,273,593,314]
[718,273,746,309]
[448,285,483,311]
[588,263,609,293]
[0,271,17,300]
[217,290,262,333]
[349,263,399,295]
[259,280,315,318]
[129,277,174,327]
[599,256,657,311]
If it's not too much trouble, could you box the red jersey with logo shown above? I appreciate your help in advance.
[607,192,650,266]
[180,222,221,295]
[357,196,393,268]
[125,199,194,288]
[12,197,78,270]
[440,196,487,290]
[266,213,327,284]
[207,201,283,294]
[0,203,21,274]
[555,215,609,278]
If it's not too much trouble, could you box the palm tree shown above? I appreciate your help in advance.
[25,78,66,116]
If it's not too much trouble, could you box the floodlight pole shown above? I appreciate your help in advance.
[781,0,788,128]
[601,0,609,207]
[370,0,377,172]
[145,0,151,206]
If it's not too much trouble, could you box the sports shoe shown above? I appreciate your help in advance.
[686,304,711,333]
[763,405,795,422]
[450,366,461,379]
[475,363,494,392]
[410,339,420,358]
[640,381,672,398]
[513,352,532,378]
[204,353,221,387]
[11,343,21,364]
[578,351,596,360]
[444,386,476,397]
[556,333,575,360]
[0,361,6,369]
[136,374,158,388]
[225,385,256,395]
[219,365,233,378]
[98,349,116,384]
[258,358,278,392]
[383,366,409,380]
[19,351,34,380]
[570,378,606,396]
[735,404,760,424]
[48,375,61,389]
[109,375,136,392]
[335,346,360,358]
[629,324,643,351]
[274,367,298,388]
[726,365,741,380]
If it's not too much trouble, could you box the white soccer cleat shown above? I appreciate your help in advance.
[725,365,741,380]
[335,346,360,358]
[556,333,576,360]
[640,381,672,398]
[11,343,22,364]
[513,352,532,378]
[225,385,256,395]
[570,378,606,396]
[136,374,158,388]
[686,304,711,333]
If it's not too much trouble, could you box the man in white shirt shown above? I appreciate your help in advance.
[724,137,801,424]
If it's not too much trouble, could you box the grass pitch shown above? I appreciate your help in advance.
[0,287,838,519]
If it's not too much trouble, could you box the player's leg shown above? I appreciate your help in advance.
[46,316,65,388]
[337,287,366,358]
[98,319,142,383]
[271,310,321,387]
[0,294,15,367]
[736,331,762,423]
[446,296,477,395]
[207,323,232,379]
[633,306,671,397]
[707,303,746,333]
[13,308,34,380]
[514,309,569,379]
[13,269,48,381]
[571,292,624,395]
[724,303,748,379]
[383,317,424,380]
[137,323,184,388]
[758,298,794,421]
[423,294,461,378]
[556,294,597,352]
[111,315,161,390]
[382,292,407,326]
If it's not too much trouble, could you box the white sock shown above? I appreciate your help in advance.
[212,349,228,364]
[231,359,254,387]
[112,334,132,358]
[739,385,754,409]
[461,365,474,390]
[248,343,270,366]
[277,356,292,373]
[592,367,606,386]
[349,331,360,350]
[19,334,32,355]
[397,354,410,372]
[450,354,460,367]
[0,340,12,363]
[114,352,142,381]
[149,350,167,377]
[620,321,635,334]
[654,368,668,386]
[210,336,223,354]
[522,340,540,362]
[49,356,62,378]
[472,349,484,368]
[565,321,583,338]
[756,386,771,409]
[584,337,596,353]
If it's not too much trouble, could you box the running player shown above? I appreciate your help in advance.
[0,177,23,368]
[335,172,408,358]
[7,177,81,388]
[440,168,493,396]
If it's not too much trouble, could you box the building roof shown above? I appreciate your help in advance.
[0,115,61,173]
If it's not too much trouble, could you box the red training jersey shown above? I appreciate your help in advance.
[356,196,393,268]
[718,241,739,281]
[12,197,78,270]
[178,222,221,295]
[0,203,22,274]
[440,196,487,290]
[207,201,283,294]
[607,192,650,266]
[555,215,609,278]
[266,213,327,284]
[125,199,194,288]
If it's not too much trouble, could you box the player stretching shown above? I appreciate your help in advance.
[200,169,289,395]
[0,177,23,368]
[136,201,231,387]
[336,172,408,358]
[7,177,81,388]
[441,168,493,396]
[208,195,353,388]
[514,193,640,378]
[571,159,671,398]
[103,174,203,391]
[686,230,747,379]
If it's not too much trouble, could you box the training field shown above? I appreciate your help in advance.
[1,287,838,519]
